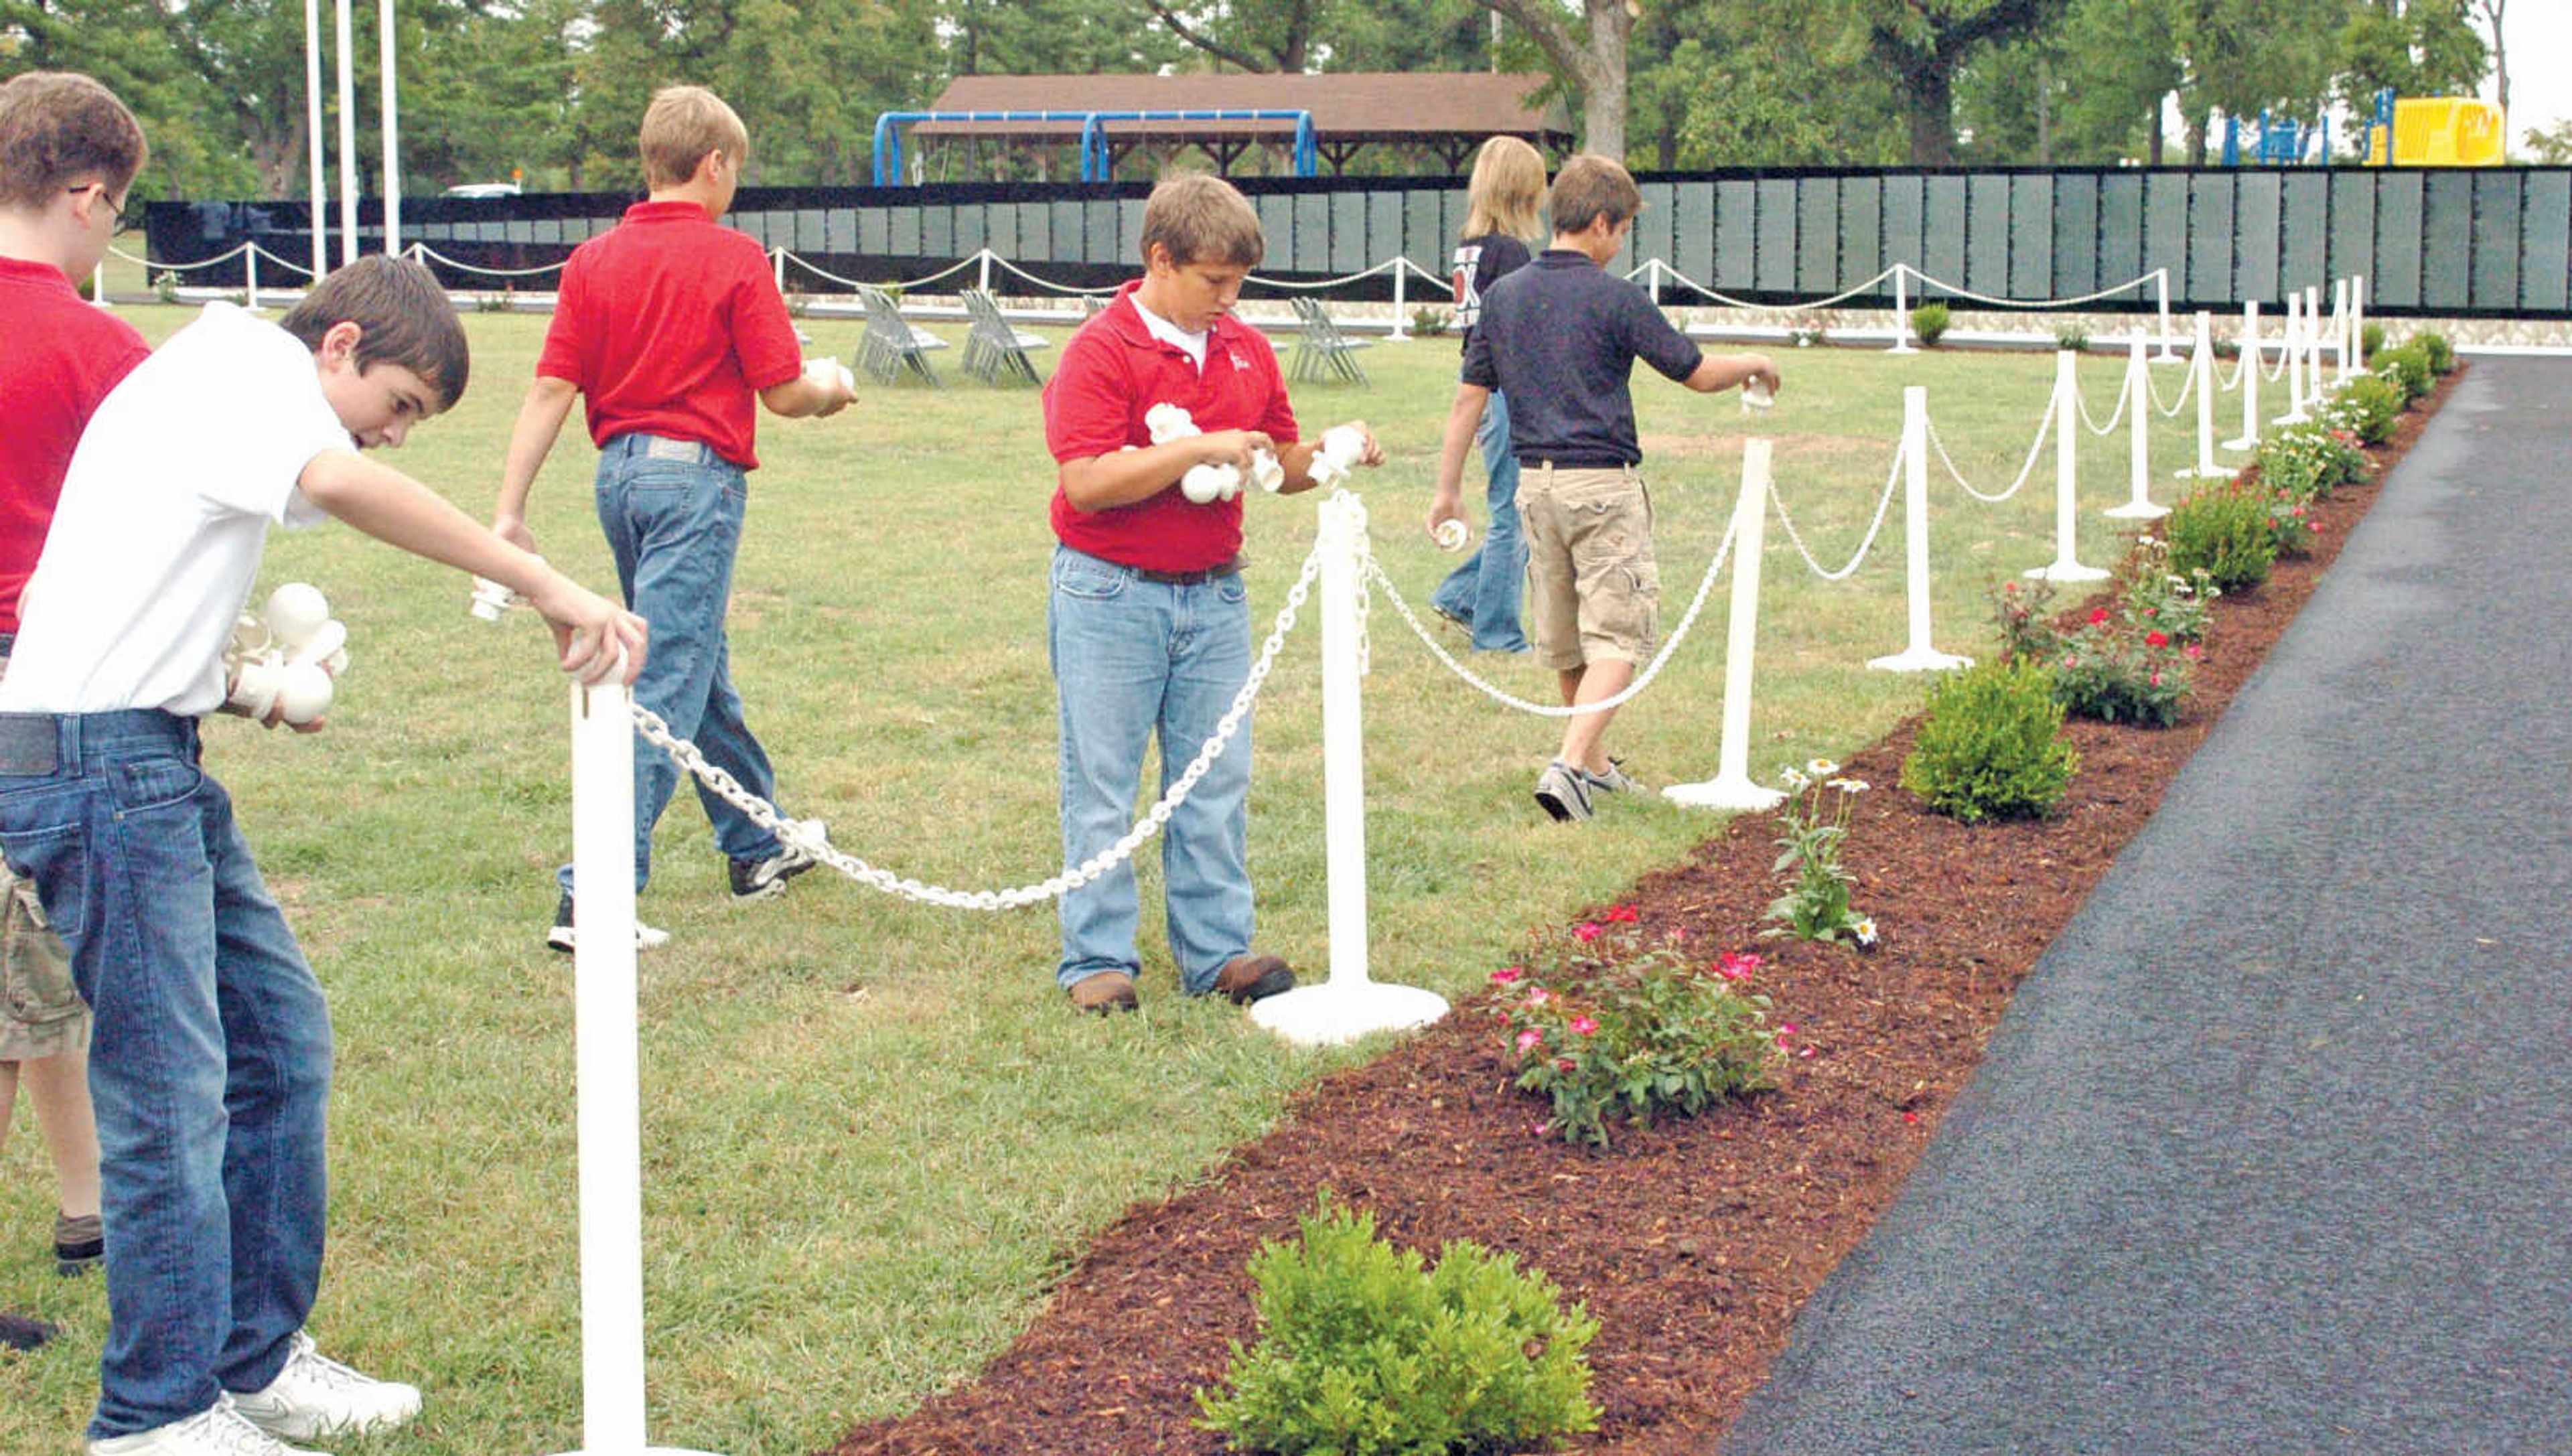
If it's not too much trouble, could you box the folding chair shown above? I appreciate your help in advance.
[959,288,1051,384]
[854,285,948,386]
[1079,293,1109,317]
[1287,295,1372,386]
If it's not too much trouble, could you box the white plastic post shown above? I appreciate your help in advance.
[1249,492,1446,1047]
[2151,267,2184,363]
[1386,258,1409,342]
[2175,311,2232,480]
[2105,337,2166,518]
[2224,299,2261,451]
[772,247,786,295]
[246,248,263,313]
[2332,277,2354,382]
[1647,257,1662,307]
[1665,440,1788,810]
[977,248,992,295]
[2352,275,2367,371]
[90,261,110,309]
[1888,265,1916,355]
[2275,290,2311,425]
[1869,390,1970,673]
[2029,352,2109,583]
[549,682,725,1456]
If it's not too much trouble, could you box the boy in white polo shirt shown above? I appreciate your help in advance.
[0,255,645,1456]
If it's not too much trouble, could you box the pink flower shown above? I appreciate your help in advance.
[1605,905,1639,923]
[1569,1015,1599,1036]
[1571,922,1603,944]
[1555,1057,1576,1074]
[1716,951,1761,982]
[2088,607,2109,625]
[1516,1028,1543,1052]
[2145,630,2168,648]
[1526,987,1552,1007]
[2184,643,2204,661]
[1798,1045,1817,1059]
[1902,1110,1920,1124]
[1489,966,1524,987]
[2149,671,2164,687]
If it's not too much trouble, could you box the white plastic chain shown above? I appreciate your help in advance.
[2073,368,2131,436]
[630,541,1324,910]
[1363,512,1737,717]
[1901,267,2160,312]
[1926,393,2053,504]
[2141,351,2197,417]
[1770,439,1906,582]
[408,242,567,281]
[774,248,982,294]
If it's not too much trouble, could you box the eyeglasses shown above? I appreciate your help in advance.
[70,184,128,230]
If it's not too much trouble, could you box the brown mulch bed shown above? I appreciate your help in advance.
[831,369,2459,1456]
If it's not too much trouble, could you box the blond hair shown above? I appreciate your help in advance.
[1461,135,1546,243]
[638,86,749,191]
[1547,153,1642,238]
[1139,172,1265,269]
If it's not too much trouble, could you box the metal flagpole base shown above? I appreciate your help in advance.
[1867,646,1972,673]
[2025,559,2109,583]
[2102,501,2172,519]
[1662,776,1785,811]
[1250,980,1447,1047]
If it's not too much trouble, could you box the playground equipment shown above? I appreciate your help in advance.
[871,108,1318,186]
[2364,90,2506,166]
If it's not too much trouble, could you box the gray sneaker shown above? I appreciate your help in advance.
[1583,758,1644,796]
[729,818,827,901]
[1532,760,1595,822]
[228,1333,419,1443]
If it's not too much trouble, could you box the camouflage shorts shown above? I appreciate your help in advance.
[1,863,87,1062]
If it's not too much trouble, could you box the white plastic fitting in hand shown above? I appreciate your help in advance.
[1182,462,1243,504]
[1433,518,1470,551]
[1741,378,1774,413]
[1144,403,1199,444]
[227,656,283,721]
[275,661,334,725]
[263,583,331,650]
[1248,447,1285,494]
[803,356,856,392]
[1308,426,1366,488]
[468,557,542,622]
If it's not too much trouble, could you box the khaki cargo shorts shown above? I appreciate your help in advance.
[1516,463,1660,672]
[1,863,86,1062]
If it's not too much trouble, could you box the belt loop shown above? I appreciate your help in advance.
[58,715,80,779]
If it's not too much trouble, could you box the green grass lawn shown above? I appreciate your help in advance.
[0,299,2225,1453]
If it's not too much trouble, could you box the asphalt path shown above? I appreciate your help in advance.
[1722,356,2572,1456]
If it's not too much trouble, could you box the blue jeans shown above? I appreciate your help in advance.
[562,433,786,895]
[1048,547,1255,995]
[1429,390,1528,652]
[0,711,328,1439]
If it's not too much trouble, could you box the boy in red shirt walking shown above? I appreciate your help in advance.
[491,85,855,950]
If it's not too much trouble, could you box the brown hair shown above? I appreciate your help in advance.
[1462,135,1547,243]
[639,86,749,191]
[1140,172,1265,269]
[279,256,472,411]
[1547,153,1642,238]
[0,71,146,211]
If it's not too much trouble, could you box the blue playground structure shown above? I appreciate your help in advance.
[2220,107,2330,166]
[871,109,1319,186]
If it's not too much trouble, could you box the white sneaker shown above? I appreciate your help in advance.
[88,1398,330,1456]
[228,1333,421,1442]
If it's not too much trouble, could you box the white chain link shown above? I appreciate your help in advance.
[1770,441,1905,583]
[1362,513,1736,717]
[2073,368,2131,436]
[2141,352,2196,417]
[1926,392,2052,504]
[629,544,1324,911]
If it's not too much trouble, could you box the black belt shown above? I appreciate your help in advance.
[1131,557,1244,586]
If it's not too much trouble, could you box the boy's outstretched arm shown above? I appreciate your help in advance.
[1684,351,1782,398]
[490,375,581,553]
[303,449,647,686]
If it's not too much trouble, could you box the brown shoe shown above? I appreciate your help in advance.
[1067,970,1139,1015]
[1212,953,1295,1005]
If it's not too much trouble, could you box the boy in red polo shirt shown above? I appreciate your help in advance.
[0,68,143,1351]
[491,84,855,950]
[1041,172,1383,1014]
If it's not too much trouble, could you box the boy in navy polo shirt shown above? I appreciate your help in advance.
[490,84,856,950]
[1040,172,1383,1015]
[1435,153,1780,824]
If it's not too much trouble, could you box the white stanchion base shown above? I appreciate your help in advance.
[2171,465,2237,480]
[1885,343,1917,355]
[2274,410,2311,425]
[2025,560,2110,583]
[2151,350,2186,364]
[2102,501,2171,519]
[2219,436,2259,451]
[1662,776,1786,810]
[1867,646,1972,673]
[1249,980,1448,1047]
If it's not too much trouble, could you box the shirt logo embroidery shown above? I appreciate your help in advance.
[1228,348,1251,372]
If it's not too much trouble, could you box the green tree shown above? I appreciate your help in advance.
[1853,0,2071,164]
[2336,0,2486,106]
[944,0,1186,76]
[1630,3,1904,168]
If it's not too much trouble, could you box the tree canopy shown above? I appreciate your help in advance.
[0,0,2504,200]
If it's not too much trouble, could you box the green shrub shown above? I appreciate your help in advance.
[2336,375,2404,443]
[2053,325,2090,353]
[1195,1196,1601,1456]
[2360,320,2386,363]
[2253,420,2364,503]
[1494,918,1778,1150]
[1989,574,2065,664]
[1900,660,2079,823]
[2262,489,2317,557]
[2416,330,2455,374]
[1409,305,1451,338]
[2117,534,2219,646]
[1910,301,1950,347]
[2376,343,2432,402]
[2165,480,2278,593]
[152,269,179,304]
